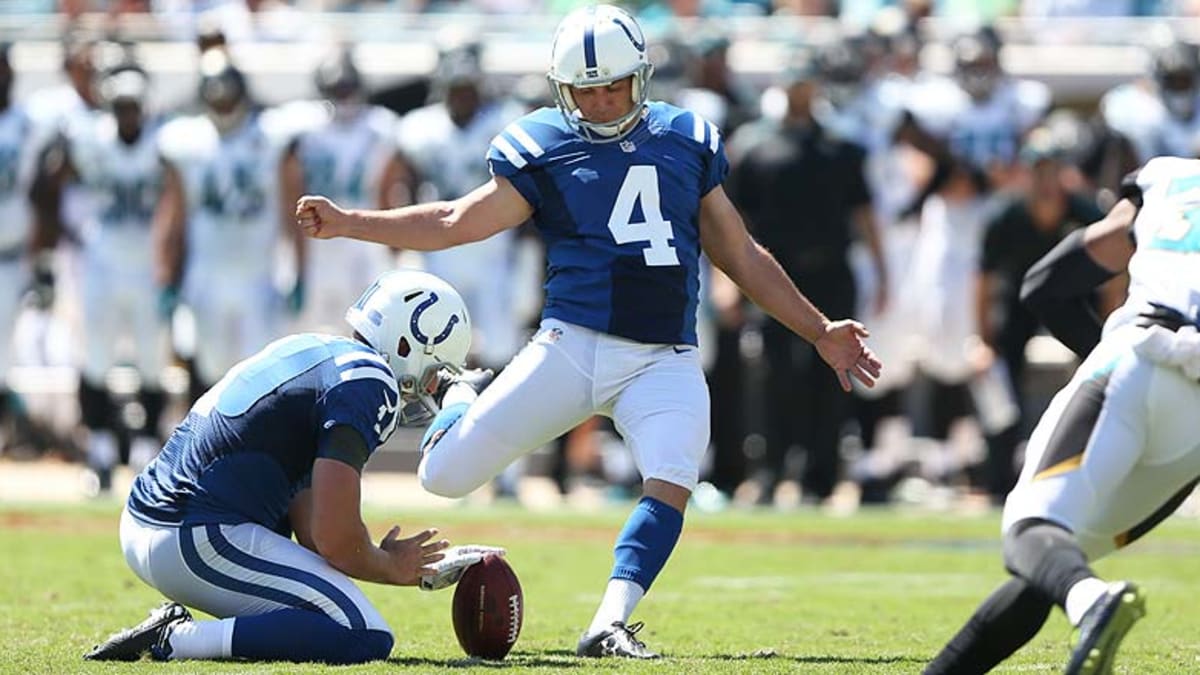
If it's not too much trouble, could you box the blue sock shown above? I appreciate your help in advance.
[231,609,392,664]
[420,402,468,453]
[611,496,684,590]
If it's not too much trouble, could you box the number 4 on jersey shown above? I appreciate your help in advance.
[607,165,679,267]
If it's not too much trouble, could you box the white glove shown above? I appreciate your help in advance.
[1135,325,1200,380]
[419,544,507,591]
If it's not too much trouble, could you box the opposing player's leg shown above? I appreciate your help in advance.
[78,376,117,491]
[80,277,119,491]
[0,260,19,433]
[418,320,596,498]
[924,577,1054,674]
[927,337,1148,673]
[128,279,168,471]
[577,342,708,658]
[184,292,226,398]
[998,342,1158,673]
[98,509,393,664]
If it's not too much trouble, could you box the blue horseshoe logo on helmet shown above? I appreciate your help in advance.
[410,292,460,346]
[612,15,645,52]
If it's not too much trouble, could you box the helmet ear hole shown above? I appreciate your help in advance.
[397,336,411,358]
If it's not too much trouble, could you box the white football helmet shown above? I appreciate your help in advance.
[547,4,653,142]
[345,270,471,423]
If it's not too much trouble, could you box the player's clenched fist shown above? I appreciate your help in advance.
[295,195,345,239]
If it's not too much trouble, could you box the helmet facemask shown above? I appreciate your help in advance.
[549,63,653,142]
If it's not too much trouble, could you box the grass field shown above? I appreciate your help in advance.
[3,501,1199,674]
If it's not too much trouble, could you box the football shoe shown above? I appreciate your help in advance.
[83,601,192,661]
[1065,581,1146,675]
[576,621,660,659]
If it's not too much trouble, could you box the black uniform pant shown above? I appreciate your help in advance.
[704,323,746,495]
[759,271,855,500]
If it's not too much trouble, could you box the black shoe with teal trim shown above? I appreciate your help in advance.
[83,601,192,661]
[1065,581,1146,675]
[576,621,660,659]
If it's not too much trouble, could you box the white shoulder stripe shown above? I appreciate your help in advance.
[491,134,527,169]
[506,124,544,157]
[691,114,706,144]
[334,351,388,368]
[339,366,399,393]
[705,120,721,154]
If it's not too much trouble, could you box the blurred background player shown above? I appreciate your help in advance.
[944,29,1051,191]
[972,126,1106,503]
[287,46,413,335]
[902,28,1050,194]
[726,46,886,506]
[84,270,494,664]
[1100,39,1200,164]
[42,58,170,491]
[394,41,536,498]
[156,49,315,402]
[0,43,51,453]
[882,28,1051,499]
[26,32,101,343]
[395,41,532,374]
[674,32,758,139]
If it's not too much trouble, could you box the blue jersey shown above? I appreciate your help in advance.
[127,334,400,529]
[487,102,729,345]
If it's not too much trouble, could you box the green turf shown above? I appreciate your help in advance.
[2,501,1199,673]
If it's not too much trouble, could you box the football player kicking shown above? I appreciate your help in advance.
[85,270,502,664]
[926,156,1200,675]
[297,5,882,658]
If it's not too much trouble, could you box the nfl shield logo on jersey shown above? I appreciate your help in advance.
[620,139,637,153]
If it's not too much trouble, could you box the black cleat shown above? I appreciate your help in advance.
[1065,581,1146,675]
[576,621,660,659]
[83,601,192,661]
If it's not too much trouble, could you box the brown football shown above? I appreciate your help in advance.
[451,554,523,660]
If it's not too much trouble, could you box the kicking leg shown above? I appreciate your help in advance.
[419,321,594,498]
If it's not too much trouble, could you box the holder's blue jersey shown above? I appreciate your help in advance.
[128,334,400,529]
[487,102,729,345]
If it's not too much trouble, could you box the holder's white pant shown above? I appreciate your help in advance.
[120,508,389,633]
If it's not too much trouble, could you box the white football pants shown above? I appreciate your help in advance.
[299,238,393,335]
[0,259,23,381]
[420,318,710,497]
[81,259,165,386]
[120,508,390,633]
[1002,323,1200,560]
[184,275,279,387]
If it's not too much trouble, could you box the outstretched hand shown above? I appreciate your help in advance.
[814,320,883,392]
[295,195,346,240]
[379,525,451,587]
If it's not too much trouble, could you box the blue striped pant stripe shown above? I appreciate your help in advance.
[179,524,367,630]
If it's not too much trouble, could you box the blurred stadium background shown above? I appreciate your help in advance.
[0,0,1198,518]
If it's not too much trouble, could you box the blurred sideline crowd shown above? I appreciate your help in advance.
[9,0,1200,26]
[1,5,1196,510]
